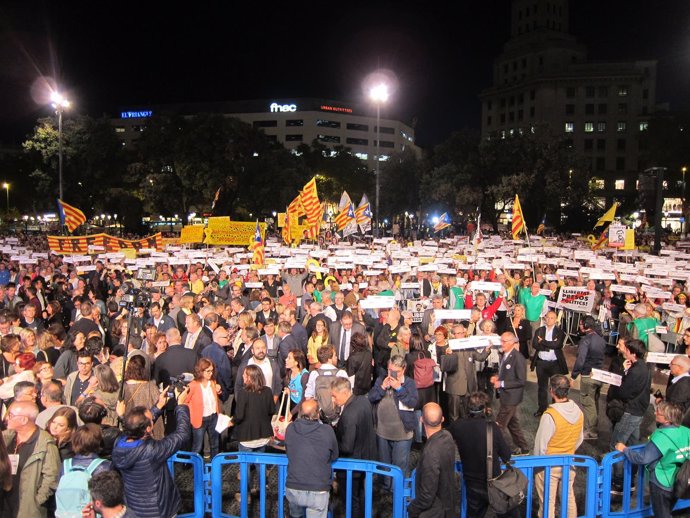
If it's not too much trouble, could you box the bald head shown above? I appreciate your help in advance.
[422,402,444,430]
[673,355,690,373]
[165,327,181,345]
[299,399,320,421]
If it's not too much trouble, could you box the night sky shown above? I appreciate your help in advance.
[1,0,689,149]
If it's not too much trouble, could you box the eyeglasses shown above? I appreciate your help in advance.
[204,368,214,373]
[77,362,92,367]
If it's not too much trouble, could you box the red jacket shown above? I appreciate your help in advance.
[186,380,221,428]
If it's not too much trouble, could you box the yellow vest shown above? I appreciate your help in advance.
[544,406,583,455]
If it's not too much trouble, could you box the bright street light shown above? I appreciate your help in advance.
[369,82,389,238]
[50,91,71,204]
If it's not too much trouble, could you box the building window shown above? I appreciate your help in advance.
[509,112,515,122]
[639,121,649,132]
[286,119,304,127]
[253,120,278,128]
[375,126,395,134]
[615,179,625,190]
[285,134,303,142]
[584,122,594,133]
[592,178,605,189]
[565,138,574,148]
[354,152,368,160]
[566,87,576,98]
[316,119,341,129]
[500,113,506,123]
[530,89,536,100]
[486,116,492,126]
[618,103,628,114]
[617,138,626,151]
[509,96,515,107]
[530,107,535,117]
[346,122,368,131]
[597,139,606,151]
[346,137,368,146]
[564,122,574,133]
[618,85,629,96]
[616,157,625,170]
[500,98,506,108]
[317,134,340,143]
[598,86,609,97]
[584,139,594,151]
[518,110,524,121]
[115,127,125,133]
[617,122,627,132]
[380,141,395,148]
[642,89,649,100]
[597,121,607,133]
[565,104,575,115]
[486,100,493,110]
[585,86,595,97]
[598,104,607,115]
[585,104,595,115]
[596,157,606,171]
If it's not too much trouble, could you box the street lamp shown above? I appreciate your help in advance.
[2,183,8,211]
[370,83,389,238]
[50,92,71,201]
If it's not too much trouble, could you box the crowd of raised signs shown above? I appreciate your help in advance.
[0,230,690,518]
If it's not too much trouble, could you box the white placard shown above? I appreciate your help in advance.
[151,281,170,288]
[556,269,580,277]
[610,284,638,295]
[645,353,676,365]
[469,281,502,293]
[539,289,553,297]
[655,326,669,334]
[400,283,420,290]
[257,268,280,276]
[556,287,595,314]
[359,297,396,309]
[662,302,687,313]
[245,282,264,289]
[591,368,622,386]
[433,309,472,321]
[448,336,494,350]
[589,272,616,280]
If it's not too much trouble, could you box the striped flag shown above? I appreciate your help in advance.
[300,177,322,225]
[288,194,306,217]
[355,194,372,233]
[594,202,618,228]
[591,227,609,250]
[334,191,356,233]
[536,214,546,235]
[250,220,265,266]
[304,221,321,240]
[282,206,291,245]
[211,187,221,210]
[57,199,87,233]
[511,195,526,240]
[433,212,451,233]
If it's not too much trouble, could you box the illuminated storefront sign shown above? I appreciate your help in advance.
[120,110,153,119]
[320,105,353,113]
[269,103,297,113]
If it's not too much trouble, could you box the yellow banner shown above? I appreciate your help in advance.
[204,221,267,245]
[207,216,232,230]
[623,229,636,250]
[277,213,286,228]
[180,225,205,244]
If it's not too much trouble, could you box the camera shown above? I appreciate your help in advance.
[169,373,194,396]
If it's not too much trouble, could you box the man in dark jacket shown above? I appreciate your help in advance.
[408,403,458,518]
[153,328,197,385]
[331,377,376,518]
[112,403,191,518]
[658,355,690,427]
[285,399,339,518]
[531,311,568,417]
[571,316,607,440]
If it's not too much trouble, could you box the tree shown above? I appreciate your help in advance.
[379,147,424,218]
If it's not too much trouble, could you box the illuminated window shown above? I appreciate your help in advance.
[639,121,649,132]
[615,179,625,190]
[584,122,594,133]
[617,122,627,132]
[316,120,341,129]
[564,122,574,133]
[618,85,629,96]
[378,155,390,162]
[354,152,368,160]
[115,127,125,133]
[591,178,605,189]
[317,134,340,143]
[286,120,303,127]
[597,122,606,133]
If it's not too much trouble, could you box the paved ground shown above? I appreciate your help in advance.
[172,340,669,517]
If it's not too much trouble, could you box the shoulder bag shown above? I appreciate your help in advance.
[486,421,528,514]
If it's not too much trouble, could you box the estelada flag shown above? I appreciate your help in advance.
[433,212,451,233]
[511,195,526,240]
[300,177,322,225]
[57,199,87,233]
[335,191,355,232]
[250,220,264,266]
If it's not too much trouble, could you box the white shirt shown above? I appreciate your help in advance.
[185,329,201,350]
[538,325,558,361]
[305,364,348,399]
[201,382,216,417]
[249,357,273,391]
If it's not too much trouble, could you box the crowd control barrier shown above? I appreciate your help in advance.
[209,451,406,518]
[167,451,208,518]
[599,447,690,518]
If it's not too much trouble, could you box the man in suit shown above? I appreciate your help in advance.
[331,377,376,518]
[439,323,491,422]
[261,318,280,359]
[281,307,308,352]
[661,355,690,427]
[153,328,198,385]
[277,321,301,377]
[329,311,366,369]
[531,311,568,417]
[181,313,212,356]
[421,296,444,342]
[147,302,176,333]
[490,332,530,455]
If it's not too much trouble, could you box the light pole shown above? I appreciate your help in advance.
[50,92,71,201]
[369,83,389,237]
[2,183,8,212]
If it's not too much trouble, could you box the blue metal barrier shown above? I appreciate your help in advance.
[209,452,405,518]
[599,447,690,518]
[167,451,208,518]
[408,454,598,518]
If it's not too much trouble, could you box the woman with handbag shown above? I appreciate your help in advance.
[448,392,519,518]
[181,357,222,459]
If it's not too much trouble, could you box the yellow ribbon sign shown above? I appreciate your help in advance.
[180,225,205,244]
[204,221,267,246]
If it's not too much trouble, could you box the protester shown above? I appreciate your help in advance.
[531,311,568,418]
[571,316,606,440]
[82,470,136,518]
[234,364,275,453]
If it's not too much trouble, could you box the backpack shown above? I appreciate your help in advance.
[674,458,690,499]
[413,353,436,389]
[315,368,343,424]
[55,458,106,518]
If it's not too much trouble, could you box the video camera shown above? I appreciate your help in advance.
[119,268,158,308]
[167,373,194,397]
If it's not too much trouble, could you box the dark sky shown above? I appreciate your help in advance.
[1,0,689,149]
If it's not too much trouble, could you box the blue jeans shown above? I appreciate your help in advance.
[285,488,330,518]
[610,412,643,484]
[191,414,219,458]
[238,444,266,453]
[377,435,412,490]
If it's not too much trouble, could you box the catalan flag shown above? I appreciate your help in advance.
[433,212,451,233]
[536,214,546,235]
[334,191,356,234]
[355,194,372,233]
[591,227,609,250]
[57,199,87,233]
[511,195,526,240]
[300,177,323,225]
[250,220,265,266]
[288,194,306,217]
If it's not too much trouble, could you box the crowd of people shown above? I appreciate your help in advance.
[0,232,688,517]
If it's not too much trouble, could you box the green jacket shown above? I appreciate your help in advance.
[650,426,690,489]
[3,428,61,518]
